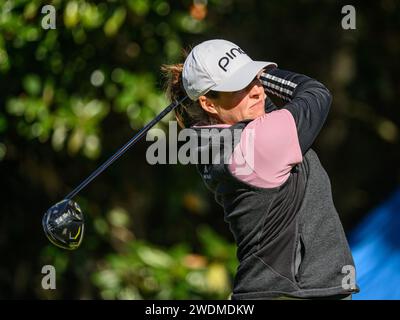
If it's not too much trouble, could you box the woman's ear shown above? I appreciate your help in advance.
[198,96,219,116]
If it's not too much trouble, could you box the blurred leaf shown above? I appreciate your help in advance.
[206,263,230,294]
[0,143,7,161]
[93,217,109,236]
[80,3,105,29]
[137,246,174,269]
[104,7,126,37]
[92,269,121,293]
[0,114,7,133]
[197,225,234,260]
[68,127,84,154]
[108,207,130,228]
[23,2,38,20]
[128,0,150,16]
[64,1,80,28]
[22,74,41,96]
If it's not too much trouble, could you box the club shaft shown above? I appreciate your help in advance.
[65,96,188,200]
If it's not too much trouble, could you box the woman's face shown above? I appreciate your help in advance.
[200,78,266,125]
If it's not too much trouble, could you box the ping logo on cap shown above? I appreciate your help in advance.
[218,47,246,72]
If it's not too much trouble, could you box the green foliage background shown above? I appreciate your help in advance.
[0,0,399,299]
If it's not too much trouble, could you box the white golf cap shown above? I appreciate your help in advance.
[182,39,277,101]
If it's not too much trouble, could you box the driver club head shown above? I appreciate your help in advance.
[42,199,84,250]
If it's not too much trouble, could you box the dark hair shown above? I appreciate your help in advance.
[161,63,220,128]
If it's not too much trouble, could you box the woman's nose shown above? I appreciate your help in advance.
[249,80,263,98]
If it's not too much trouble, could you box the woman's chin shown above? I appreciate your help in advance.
[249,106,265,119]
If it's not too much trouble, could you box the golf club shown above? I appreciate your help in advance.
[42,96,189,250]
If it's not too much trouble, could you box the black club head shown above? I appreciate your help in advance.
[42,199,84,250]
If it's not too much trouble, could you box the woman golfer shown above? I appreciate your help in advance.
[163,39,359,300]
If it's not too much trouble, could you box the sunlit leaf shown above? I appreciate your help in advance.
[206,263,230,294]
[104,7,126,37]
[22,74,41,96]
[64,1,80,28]
[137,247,174,269]
[108,207,130,228]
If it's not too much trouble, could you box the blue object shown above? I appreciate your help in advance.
[349,188,400,300]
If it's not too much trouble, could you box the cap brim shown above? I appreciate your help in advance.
[212,61,277,92]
